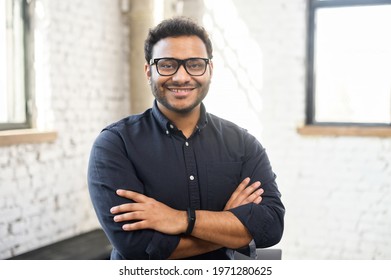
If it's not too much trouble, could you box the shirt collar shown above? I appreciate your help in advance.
[197,102,208,130]
[151,100,208,135]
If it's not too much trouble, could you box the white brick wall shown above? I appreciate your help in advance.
[0,0,130,259]
[204,0,391,259]
[1,0,390,260]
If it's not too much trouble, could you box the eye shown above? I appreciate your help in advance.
[158,59,177,69]
[187,60,205,69]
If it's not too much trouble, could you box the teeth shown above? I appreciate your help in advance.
[171,89,192,92]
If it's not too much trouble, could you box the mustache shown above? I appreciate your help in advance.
[163,81,200,88]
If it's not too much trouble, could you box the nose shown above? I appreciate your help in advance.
[172,64,191,83]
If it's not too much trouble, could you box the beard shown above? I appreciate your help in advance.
[151,80,210,115]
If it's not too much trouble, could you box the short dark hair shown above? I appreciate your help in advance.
[144,17,213,63]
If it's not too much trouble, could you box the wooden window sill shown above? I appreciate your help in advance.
[0,129,58,146]
[297,125,391,137]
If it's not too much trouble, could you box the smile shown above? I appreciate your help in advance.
[167,87,196,95]
[169,88,193,92]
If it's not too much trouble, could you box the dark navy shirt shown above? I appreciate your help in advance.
[87,101,284,260]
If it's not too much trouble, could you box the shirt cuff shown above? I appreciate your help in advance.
[146,231,180,259]
[235,239,256,258]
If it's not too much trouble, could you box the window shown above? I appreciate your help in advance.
[306,0,391,127]
[0,0,32,130]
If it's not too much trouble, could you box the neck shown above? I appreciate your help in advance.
[158,103,201,138]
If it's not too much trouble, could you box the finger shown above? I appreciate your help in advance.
[225,179,261,210]
[238,177,251,190]
[232,178,251,195]
[110,203,132,214]
[254,196,262,204]
[116,189,149,203]
[227,177,251,202]
[243,188,264,204]
[246,181,261,193]
[122,220,149,231]
[110,202,145,214]
[236,177,251,192]
[113,211,144,222]
[235,181,261,203]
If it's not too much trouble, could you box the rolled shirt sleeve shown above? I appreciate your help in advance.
[88,129,180,259]
[228,133,285,248]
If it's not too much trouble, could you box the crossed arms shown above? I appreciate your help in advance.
[88,129,285,259]
[110,177,263,259]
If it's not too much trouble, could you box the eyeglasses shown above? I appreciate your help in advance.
[149,57,210,76]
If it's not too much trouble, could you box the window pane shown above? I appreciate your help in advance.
[0,0,27,126]
[313,5,391,124]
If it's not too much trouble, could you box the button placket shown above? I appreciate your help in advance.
[182,139,200,209]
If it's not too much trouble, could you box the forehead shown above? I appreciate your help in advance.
[152,35,208,59]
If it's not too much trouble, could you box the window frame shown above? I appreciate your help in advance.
[305,0,391,128]
[0,0,33,131]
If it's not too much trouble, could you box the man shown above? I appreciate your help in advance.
[88,17,284,260]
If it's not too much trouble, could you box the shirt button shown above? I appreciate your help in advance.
[169,124,174,129]
[185,142,189,147]
[165,130,169,135]
[189,175,195,181]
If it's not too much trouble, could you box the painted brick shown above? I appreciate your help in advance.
[204,0,391,259]
[1,0,390,261]
[0,0,129,257]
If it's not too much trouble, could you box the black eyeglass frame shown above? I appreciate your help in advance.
[149,57,211,76]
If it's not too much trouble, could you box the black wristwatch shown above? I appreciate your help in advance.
[185,208,196,235]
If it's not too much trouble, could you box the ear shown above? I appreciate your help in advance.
[145,63,151,80]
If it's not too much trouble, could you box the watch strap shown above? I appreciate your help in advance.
[185,208,196,235]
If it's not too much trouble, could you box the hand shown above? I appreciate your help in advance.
[224,177,263,210]
[110,190,187,235]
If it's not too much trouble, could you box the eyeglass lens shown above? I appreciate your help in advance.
[156,58,207,76]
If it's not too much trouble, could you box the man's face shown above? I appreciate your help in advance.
[145,35,213,115]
